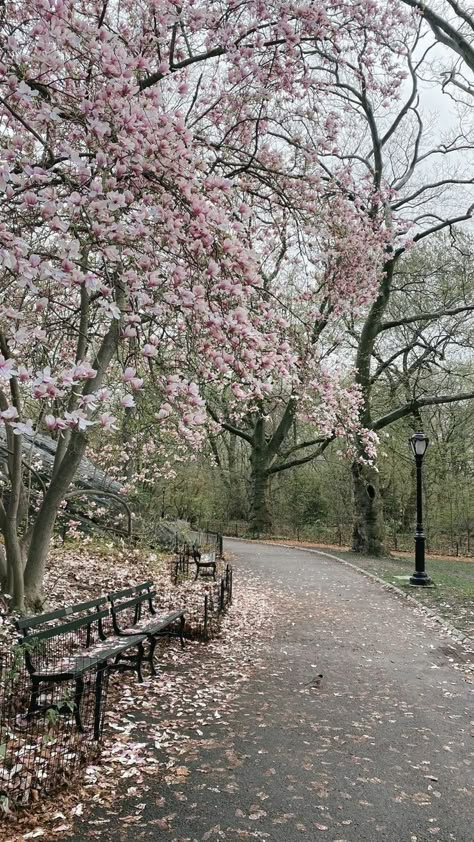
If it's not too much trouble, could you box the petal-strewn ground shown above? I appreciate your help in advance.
[3,539,473,841]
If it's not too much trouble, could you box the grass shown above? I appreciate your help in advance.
[312,546,474,637]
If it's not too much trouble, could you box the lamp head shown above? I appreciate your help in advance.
[410,431,429,459]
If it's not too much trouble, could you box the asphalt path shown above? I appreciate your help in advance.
[75,539,474,842]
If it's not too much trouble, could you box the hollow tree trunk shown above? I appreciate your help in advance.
[351,460,385,556]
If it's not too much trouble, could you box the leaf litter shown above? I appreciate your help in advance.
[0,541,280,841]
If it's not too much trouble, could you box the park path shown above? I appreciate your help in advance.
[74,539,473,842]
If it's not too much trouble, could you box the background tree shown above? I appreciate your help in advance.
[301,22,474,554]
[202,17,474,545]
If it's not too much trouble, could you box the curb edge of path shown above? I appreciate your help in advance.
[225,536,473,650]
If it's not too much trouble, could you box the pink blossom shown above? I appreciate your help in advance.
[64,411,93,431]
[12,420,35,436]
[123,367,137,383]
[0,406,19,421]
[44,414,67,431]
[98,412,117,431]
[73,361,97,381]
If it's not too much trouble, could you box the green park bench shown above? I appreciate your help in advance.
[107,581,185,675]
[191,544,217,581]
[15,585,185,740]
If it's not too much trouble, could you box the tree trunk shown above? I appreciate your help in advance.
[248,418,271,537]
[351,461,386,556]
[4,517,25,612]
[249,461,271,537]
[0,543,6,586]
[23,431,87,609]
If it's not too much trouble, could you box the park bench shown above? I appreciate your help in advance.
[16,597,147,739]
[108,581,185,676]
[191,544,217,581]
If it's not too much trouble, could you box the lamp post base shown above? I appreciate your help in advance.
[409,571,434,587]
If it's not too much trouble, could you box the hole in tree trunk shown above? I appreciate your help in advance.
[366,484,376,499]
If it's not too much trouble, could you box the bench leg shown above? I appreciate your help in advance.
[93,663,106,740]
[179,614,185,649]
[27,677,41,719]
[136,640,145,683]
[73,676,85,732]
[147,637,158,676]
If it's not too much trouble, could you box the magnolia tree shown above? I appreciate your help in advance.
[285,14,474,554]
[204,197,387,535]
[0,0,408,610]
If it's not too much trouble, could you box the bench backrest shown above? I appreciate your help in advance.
[107,581,156,633]
[16,596,108,634]
[16,606,110,675]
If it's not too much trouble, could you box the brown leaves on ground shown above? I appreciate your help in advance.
[0,539,279,842]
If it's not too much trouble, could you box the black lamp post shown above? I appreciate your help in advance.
[409,432,432,586]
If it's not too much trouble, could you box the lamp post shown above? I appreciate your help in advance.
[409,431,432,586]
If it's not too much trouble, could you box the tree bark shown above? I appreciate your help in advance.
[248,418,271,536]
[351,461,386,556]
[352,259,394,554]
[4,516,26,611]
[23,430,87,609]
[249,459,271,537]
[0,543,6,585]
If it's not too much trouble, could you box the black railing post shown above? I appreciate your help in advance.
[220,578,224,612]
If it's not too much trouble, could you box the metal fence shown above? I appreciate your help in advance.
[211,519,473,558]
[171,541,233,640]
[175,529,223,557]
[203,564,233,640]
[0,644,108,810]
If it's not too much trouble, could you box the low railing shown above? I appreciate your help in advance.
[171,539,232,640]
[0,645,107,810]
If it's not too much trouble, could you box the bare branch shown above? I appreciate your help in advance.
[206,403,253,445]
[267,437,333,475]
[378,303,474,332]
[401,1,474,74]
[372,391,474,431]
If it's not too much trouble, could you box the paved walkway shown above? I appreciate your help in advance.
[75,539,473,842]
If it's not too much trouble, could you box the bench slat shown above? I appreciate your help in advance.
[22,608,110,643]
[32,634,147,677]
[112,591,157,614]
[123,610,184,635]
[107,581,153,602]
[16,597,108,631]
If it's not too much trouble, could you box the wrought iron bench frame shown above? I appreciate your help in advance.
[16,599,147,739]
[191,545,217,581]
[108,581,185,676]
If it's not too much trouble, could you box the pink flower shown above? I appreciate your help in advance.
[12,420,35,437]
[73,361,97,380]
[123,367,136,382]
[64,411,93,431]
[0,406,19,421]
[98,412,117,431]
[0,355,15,380]
[45,415,67,431]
